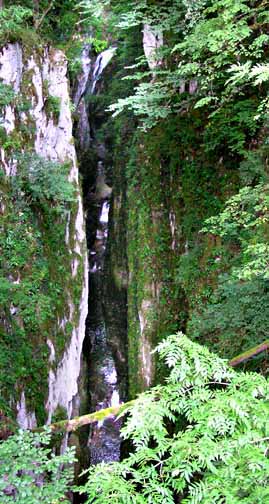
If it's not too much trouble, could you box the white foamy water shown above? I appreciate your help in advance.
[73,44,92,107]
[110,390,120,408]
[91,47,117,94]
[100,201,110,224]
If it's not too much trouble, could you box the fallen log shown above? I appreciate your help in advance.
[38,401,135,434]
[36,341,269,434]
[229,340,269,367]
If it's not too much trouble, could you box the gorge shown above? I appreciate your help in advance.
[73,44,127,467]
[1,1,269,502]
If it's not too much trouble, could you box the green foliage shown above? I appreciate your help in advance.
[78,0,110,20]
[46,0,79,42]
[202,182,269,281]
[187,176,269,363]
[12,154,75,214]
[77,333,269,503]
[0,6,33,29]
[0,127,7,145]
[91,37,108,54]
[66,41,84,79]
[0,6,36,46]
[81,0,269,384]
[109,80,171,130]
[203,98,260,155]
[0,429,75,503]
[0,1,87,47]
[0,83,15,109]
[66,36,108,80]
[44,95,61,122]
[0,152,79,421]
[189,279,269,361]
[82,0,269,145]
[0,203,51,419]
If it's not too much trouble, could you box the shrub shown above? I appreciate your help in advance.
[12,154,75,214]
[0,83,15,109]
[0,428,75,503]
[0,6,34,45]
[77,333,269,503]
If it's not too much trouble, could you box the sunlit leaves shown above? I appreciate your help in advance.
[108,81,171,130]
[0,429,75,504]
[86,0,269,140]
[79,333,269,503]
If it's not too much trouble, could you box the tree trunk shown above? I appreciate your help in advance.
[36,401,135,434]
[35,0,55,30]
[33,0,39,15]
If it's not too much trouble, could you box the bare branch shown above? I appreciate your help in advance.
[35,0,55,30]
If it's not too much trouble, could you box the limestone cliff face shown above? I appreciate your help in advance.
[126,127,188,396]
[126,33,186,394]
[143,24,163,70]
[0,43,88,427]
[126,31,167,394]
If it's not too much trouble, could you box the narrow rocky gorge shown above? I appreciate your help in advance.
[2,2,269,501]
[72,43,128,468]
[0,36,129,474]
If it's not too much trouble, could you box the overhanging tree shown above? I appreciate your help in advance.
[76,333,269,503]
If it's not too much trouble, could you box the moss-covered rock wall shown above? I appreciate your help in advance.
[126,113,239,395]
[0,43,88,428]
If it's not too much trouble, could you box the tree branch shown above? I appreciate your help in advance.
[229,340,269,367]
[35,0,55,30]
[32,341,269,434]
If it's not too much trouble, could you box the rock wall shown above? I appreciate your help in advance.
[0,43,88,427]
[126,128,186,395]
[125,116,237,395]
[143,24,163,70]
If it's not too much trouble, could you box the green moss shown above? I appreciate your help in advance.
[45,95,61,123]
[0,106,84,424]
[51,405,68,424]
[0,163,85,423]
[0,127,7,145]
[124,111,241,395]
[2,130,24,152]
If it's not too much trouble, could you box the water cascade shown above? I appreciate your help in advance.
[90,47,117,94]
[73,43,128,469]
[86,161,122,465]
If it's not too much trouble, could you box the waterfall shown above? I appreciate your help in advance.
[73,43,127,469]
[73,43,92,108]
[87,189,122,464]
[90,47,117,94]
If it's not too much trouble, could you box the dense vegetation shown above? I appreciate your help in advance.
[97,0,269,373]
[0,154,77,420]
[0,1,84,423]
[3,334,269,503]
[75,0,269,500]
[78,334,269,503]
[0,428,75,503]
[1,0,269,502]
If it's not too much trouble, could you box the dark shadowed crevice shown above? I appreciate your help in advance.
[71,45,128,482]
